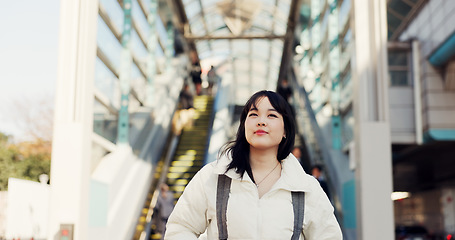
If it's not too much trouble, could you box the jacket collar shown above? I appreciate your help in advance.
[212,153,312,192]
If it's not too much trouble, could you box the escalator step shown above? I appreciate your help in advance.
[170,161,203,167]
[167,179,189,186]
[169,185,187,192]
[168,166,201,172]
[167,172,195,179]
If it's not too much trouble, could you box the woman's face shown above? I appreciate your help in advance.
[244,97,285,151]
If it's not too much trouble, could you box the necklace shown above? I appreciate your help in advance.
[255,161,280,187]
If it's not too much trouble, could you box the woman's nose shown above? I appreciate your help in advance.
[257,121,266,126]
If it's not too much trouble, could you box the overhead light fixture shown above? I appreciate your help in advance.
[217,0,262,36]
[391,192,411,201]
[295,45,304,54]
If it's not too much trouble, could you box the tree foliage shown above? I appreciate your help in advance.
[0,132,51,190]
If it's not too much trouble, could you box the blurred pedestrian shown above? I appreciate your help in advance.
[152,183,175,240]
[207,65,219,96]
[292,146,302,163]
[311,164,331,200]
[188,50,203,95]
[277,78,293,105]
[179,83,194,110]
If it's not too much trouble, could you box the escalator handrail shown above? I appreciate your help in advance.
[290,69,342,204]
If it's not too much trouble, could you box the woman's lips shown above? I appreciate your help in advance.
[255,130,267,135]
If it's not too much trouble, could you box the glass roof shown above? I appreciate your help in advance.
[387,0,426,40]
[180,0,292,105]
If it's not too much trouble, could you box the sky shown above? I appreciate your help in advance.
[0,0,60,140]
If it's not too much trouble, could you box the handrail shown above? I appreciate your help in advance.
[142,134,180,240]
[203,87,221,165]
[289,68,344,223]
[88,56,187,239]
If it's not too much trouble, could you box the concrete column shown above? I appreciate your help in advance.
[412,40,423,144]
[48,0,98,239]
[351,0,394,239]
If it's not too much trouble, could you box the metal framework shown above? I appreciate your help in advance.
[167,0,301,104]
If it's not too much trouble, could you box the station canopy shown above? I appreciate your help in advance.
[168,0,301,104]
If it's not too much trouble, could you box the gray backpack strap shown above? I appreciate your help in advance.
[291,191,305,240]
[216,174,231,240]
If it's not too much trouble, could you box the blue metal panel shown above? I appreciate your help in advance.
[428,32,455,67]
[424,129,455,142]
[342,179,357,229]
[332,116,342,149]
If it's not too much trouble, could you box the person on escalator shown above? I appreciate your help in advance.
[165,90,342,239]
[277,78,293,104]
[152,183,175,240]
[311,164,331,201]
[207,65,220,96]
[277,78,295,117]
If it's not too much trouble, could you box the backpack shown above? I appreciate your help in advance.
[216,174,305,240]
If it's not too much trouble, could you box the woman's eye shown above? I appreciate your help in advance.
[248,113,257,117]
[268,114,278,118]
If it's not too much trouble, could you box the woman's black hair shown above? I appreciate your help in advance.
[219,90,295,177]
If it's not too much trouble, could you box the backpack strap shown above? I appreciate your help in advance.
[291,191,305,240]
[216,174,231,240]
[216,175,305,240]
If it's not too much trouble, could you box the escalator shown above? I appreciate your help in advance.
[132,95,214,240]
[167,95,214,201]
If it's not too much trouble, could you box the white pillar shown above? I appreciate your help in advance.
[48,0,98,239]
[352,0,394,239]
[412,40,423,144]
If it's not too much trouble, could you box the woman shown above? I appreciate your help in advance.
[165,90,342,239]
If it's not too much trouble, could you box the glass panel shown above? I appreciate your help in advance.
[93,99,118,143]
[97,15,122,71]
[141,0,150,12]
[132,0,150,40]
[156,42,164,57]
[251,39,270,59]
[190,16,207,35]
[342,29,352,51]
[129,90,142,112]
[156,15,168,48]
[206,14,225,34]
[131,29,148,62]
[186,1,201,20]
[277,0,290,16]
[234,58,250,72]
[389,71,409,86]
[131,63,146,103]
[341,108,354,147]
[321,9,329,35]
[201,0,218,7]
[339,0,351,28]
[251,61,267,77]
[94,57,120,106]
[388,50,410,86]
[388,51,408,66]
[274,21,287,35]
[232,40,250,56]
[100,0,124,31]
[340,70,351,89]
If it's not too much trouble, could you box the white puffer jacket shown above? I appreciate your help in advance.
[165,153,343,240]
